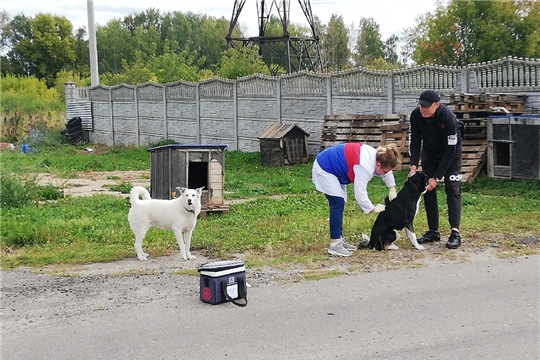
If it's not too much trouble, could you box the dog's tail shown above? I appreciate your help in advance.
[358,233,370,249]
[130,186,151,205]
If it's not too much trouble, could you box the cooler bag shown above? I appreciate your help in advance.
[197,260,247,307]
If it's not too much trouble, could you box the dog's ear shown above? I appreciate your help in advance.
[176,187,186,195]
[196,186,204,197]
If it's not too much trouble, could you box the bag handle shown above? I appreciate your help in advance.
[221,277,248,307]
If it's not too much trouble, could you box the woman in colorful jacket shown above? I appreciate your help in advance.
[312,142,400,257]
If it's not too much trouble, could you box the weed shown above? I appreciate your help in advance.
[105,182,132,194]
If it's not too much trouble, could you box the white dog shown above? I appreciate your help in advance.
[127,186,203,261]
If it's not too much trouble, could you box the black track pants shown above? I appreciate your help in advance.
[421,153,462,231]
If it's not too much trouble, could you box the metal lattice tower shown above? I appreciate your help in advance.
[226,0,323,75]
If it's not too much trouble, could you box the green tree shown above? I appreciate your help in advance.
[216,47,270,79]
[100,55,157,85]
[72,27,89,77]
[5,14,76,86]
[0,10,14,75]
[354,17,385,67]
[96,20,135,74]
[197,15,231,69]
[410,0,540,65]
[321,14,350,71]
[160,11,192,53]
[366,57,402,71]
[383,34,399,64]
[147,40,205,83]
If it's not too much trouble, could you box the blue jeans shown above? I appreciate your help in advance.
[325,194,345,239]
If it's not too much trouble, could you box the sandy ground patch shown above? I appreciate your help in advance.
[36,170,151,197]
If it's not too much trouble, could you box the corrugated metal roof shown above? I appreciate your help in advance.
[257,123,310,139]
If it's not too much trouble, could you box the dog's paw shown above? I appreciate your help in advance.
[415,245,425,250]
[137,255,148,261]
[187,254,197,260]
[386,244,399,250]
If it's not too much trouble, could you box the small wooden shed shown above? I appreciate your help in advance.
[258,123,310,167]
[147,144,229,215]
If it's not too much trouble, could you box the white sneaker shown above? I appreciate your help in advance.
[340,238,358,251]
[327,242,352,257]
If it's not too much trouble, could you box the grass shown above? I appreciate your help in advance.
[1,135,539,270]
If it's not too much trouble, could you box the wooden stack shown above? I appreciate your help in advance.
[449,93,526,113]
[319,114,410,170]
[448,93,527,182]
[319,92,527,182]
[379,123,410,170]
[320,114,405,150]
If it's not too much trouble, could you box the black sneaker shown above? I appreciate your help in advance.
[446,230,461,249]
[418,230,441,244]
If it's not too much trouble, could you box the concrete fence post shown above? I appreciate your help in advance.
[387,74,394,114]
[327,76,333,115]
[163,86,168,140]
[460,69,469,93]
[65,81,76,103]
[276,77,282,124]
[135,87,140,146]
[233,81,239,151]
[196,83,201,144]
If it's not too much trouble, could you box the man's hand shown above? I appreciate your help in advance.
[388,187,397,201]
[407,165,417,179]
[427,178,438,191]
[372,204,386,213]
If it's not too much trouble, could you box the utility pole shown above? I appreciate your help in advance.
[87,0,99,86]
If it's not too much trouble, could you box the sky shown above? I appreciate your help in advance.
[1,0,441,40]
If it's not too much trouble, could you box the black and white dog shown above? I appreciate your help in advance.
[359,171,429,251]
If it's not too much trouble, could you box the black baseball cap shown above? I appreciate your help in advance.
[418,90,440,107]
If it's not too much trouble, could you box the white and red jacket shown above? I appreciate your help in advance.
[312,143,396,214]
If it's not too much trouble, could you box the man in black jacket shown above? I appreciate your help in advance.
[408,90,463,249]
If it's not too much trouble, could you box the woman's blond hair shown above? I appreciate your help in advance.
[375,143,401,169]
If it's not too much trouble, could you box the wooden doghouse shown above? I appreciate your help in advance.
[147,144,229,216]
[487,115,540,180]
[258,123,310,167]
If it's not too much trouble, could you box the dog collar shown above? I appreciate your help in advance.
[184,207,195,214]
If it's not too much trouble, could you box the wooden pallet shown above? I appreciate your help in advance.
[319,112,488,182]
[320,114,405,151]
[452,102,525,112]
[380,124,410,171]
[461,138,488,183]
[449,93,527,104]
[199,204,230,218]
[449,92,527,115]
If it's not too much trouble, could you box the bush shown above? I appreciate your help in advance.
[0,177,63,209]
[0,177,37,209]
[0,74,64,113]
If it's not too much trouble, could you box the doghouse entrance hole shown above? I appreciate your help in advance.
[494,143,510,166]
[188,161,208,189]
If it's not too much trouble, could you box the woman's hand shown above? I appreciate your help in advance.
[388,187,397,201]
